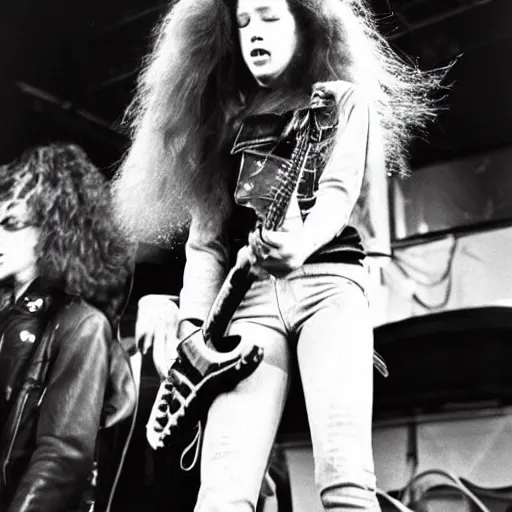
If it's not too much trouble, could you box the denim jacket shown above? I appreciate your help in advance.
[179,80,391,325]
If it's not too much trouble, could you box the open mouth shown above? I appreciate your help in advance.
[250,48,270,58]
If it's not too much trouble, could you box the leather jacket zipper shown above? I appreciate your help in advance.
[2,392,29,485]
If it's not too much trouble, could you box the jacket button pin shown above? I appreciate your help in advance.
[20,330,36,343]
[25,297,44,313]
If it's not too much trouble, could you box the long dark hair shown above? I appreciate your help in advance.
[0,143,135,324]
[112,0,445,243]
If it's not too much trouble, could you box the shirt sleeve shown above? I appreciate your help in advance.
[178,213,231,327]
[299,84,372,259]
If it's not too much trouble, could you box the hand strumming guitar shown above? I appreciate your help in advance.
[247,228,308,277]
[246,191,308,277]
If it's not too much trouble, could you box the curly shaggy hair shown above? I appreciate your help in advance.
[112,0,447,243]
[0,143,135,325]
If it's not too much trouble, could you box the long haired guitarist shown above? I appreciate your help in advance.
[112,0,444,509]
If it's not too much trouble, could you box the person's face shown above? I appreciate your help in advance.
[237,0,298,87]
[0,200,39,286]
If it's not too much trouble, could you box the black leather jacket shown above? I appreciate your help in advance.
[0,281,135,512]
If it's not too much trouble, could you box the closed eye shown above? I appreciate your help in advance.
[237,10,280,28]
[259,6,280,22]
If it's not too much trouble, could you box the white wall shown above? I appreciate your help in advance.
[368,226,512,326]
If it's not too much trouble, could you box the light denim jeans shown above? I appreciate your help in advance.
[194,262,381,512]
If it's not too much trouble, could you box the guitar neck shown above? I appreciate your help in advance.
[202,250,256,342]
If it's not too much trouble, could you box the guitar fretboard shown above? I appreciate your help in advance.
[264,119,311,231]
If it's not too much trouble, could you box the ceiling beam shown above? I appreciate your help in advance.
[17,81,126,149]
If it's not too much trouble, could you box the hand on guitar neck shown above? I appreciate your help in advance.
[246,228,307,278]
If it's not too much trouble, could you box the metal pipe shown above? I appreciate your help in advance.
[17,81,116,130]
[101,5,166,32]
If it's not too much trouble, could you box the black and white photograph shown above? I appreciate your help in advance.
[0,0,511,511]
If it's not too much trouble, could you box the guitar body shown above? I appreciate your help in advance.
[147,328,264,450]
